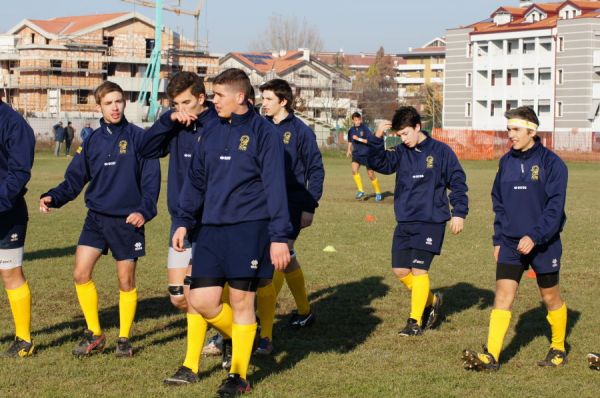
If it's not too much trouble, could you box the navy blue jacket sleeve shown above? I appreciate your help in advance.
[174,141,206,230]
[258,125,291,243]
[367,136,399,175]
[42,146,90,208]
[136,157,161,222]
[491,159,505,246]
[526,156,568,245]
[299,125,324,212]
[0,116,35,212]
[138,110,176,159]
[445,149,469,218]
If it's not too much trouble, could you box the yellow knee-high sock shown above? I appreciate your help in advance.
[221,283,230,306]
[75,281,102,336]
[410,274,430,326]
[182,313,207,373]
[119,289,137,338]
[6,282,32,342]
[352,173,364,192]
[371,177,381,194]
[486,309,512,362]
[272,270,285,296]
[398,274,413,290]
[285,268,310,315]
[256,284,276,340]
[547,303,567,352]
[206,303,233,339]
[229,323,257,380]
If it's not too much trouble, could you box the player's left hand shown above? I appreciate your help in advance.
[126,212,145,228]
[300,211,314,229]
[271,242,291,271]
[450,216,464,235]
[517,235,535,255]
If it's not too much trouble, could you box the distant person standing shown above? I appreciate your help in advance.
[80,122,93,143]
[346,112,382,201]
[65,121,75,155]
[52,121,65,156]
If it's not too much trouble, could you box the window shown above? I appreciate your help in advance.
[197,66,207,78]
[507,72,512,86]
[556,101,563,117]
[106,63,116,77]
[466,72,472,87]
[557,69,564,85]
[31,33,35,43]
[467,43,473,58]
[145,39,155,58]
[491,72,496,86]
[77,61,89,77]
[523,41,535,54]
[103,36,114,47]
[77,90,89,105]
[558,36,565,52]
[465,102,472,117]
[130,64,138,77]
[490,102,495,117]
[45,38,50,45]
[507,42,512,54]
[50,59,62,76]
[8,60,19,75]
[171,65,183,74]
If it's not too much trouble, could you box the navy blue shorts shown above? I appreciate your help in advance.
[191,220,273,280]
[288,205,303,240]
[392,249,435,270]
[392,222,445,255]
[352,155,369,167]
[497,236,562,275]
[0,197,28,249]
[169,220,193,249]
[78,211,146,261]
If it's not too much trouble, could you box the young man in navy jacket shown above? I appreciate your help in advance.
[253,78,324,354]
[139,71,219,384]
[39,82,161,358]
[172,68,291,396]
[347,112,382,201]
[369,106,468,336]
[463,106,568,371]
[0,98,36,357]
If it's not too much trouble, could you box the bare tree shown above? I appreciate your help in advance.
[417,83,443,130]
[250,14,324,53]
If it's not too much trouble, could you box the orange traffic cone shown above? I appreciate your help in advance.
[526,269,536,279]
[364,214,376,223]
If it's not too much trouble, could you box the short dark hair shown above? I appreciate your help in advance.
[259,79,294,112]
[505,106,539,127]
[391,106,421,130]
[167,71,206,99]
[213,68,252,100]
[94,81,124,104]
[352,112,362,119]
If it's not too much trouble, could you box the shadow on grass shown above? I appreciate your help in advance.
[362,191,394,202]
[501,305,580,364]
[0,296,184,352]
[250,276,388,385]
[24,245,77,261]
[437,282,495,325]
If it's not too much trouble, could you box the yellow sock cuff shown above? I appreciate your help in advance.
[206,303,233,338]
[75,280,95,293]
[487,309,512,361]
[371,178,381,194]
[547,303,567,351]
[120,288,138,301]
[398,274,413,290]
[285,267,303,280]
[6,281,30,301]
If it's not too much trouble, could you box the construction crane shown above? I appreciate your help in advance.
[121,0,205,121]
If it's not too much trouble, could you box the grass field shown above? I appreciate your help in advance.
[1,151,599,397]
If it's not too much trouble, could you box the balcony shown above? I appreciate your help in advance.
[107,76,166,93]
[396,77,425,84]
[395,64,425,71]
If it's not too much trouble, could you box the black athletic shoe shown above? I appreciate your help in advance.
[115,337,133,358]
[2,337,35,358]
[537,348,567,367]
[288,310,315,329]
[398,318,422,336]
[422,292,443,331]
[588,353,600,371]
[217,373,251,397]
[164,366,199,385]
[462,347,500,371]
[72,329,106,357]
[222,338,232,371]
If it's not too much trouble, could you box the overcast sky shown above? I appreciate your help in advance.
[1,0,513,54]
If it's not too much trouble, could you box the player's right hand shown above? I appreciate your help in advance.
[270,242,291,271]
[170,111,197,126]
[375,120,392,138]
[493,245,500,262]
[172,227,188,252]
[39,196,52,213]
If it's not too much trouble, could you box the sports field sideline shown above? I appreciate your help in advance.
[0,152,598,397]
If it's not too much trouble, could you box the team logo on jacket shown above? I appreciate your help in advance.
[250,259,258,269]
[360,131,364,137]
[426,156,434,169]
[283,131,292,144]
[10,233,18,242]
[76,146,83,154]
[119,140,128,154]
[531,165,540,181]
[239,135,250,151]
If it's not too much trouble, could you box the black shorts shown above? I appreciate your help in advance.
[392,249,435,270]
[497,236,562,275]
[351,155,369,167]
[191,220,273,280]
[78,210,146,261]
[0,197,28,249]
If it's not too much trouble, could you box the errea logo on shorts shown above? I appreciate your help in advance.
[250,259,258,269]
[552,258,558,268]
[426,237,433,246]
[10,233,18,242]
[134,242,143,251]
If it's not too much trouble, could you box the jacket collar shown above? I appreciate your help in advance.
[510,137,541,159]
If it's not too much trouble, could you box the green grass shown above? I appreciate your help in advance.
[1,152,599,397]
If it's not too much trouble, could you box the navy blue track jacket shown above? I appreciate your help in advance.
[0,101,35,213]
[174,109,291,243]
[492,139,567,246]
[42,118,161,221]
[140,103,218,217]
[267,112,324,213]
[368,133,469,223]
[347,123,372,158]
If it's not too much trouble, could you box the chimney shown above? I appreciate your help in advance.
[519,0,533,8]
[299,48,310,61]
[279,49,287,57]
